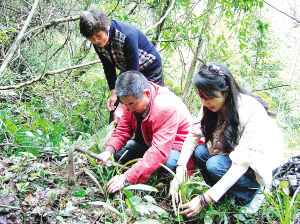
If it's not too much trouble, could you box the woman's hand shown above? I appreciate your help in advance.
[107,90,117,111]
[170,178,180,203]
[179,193,212,217]
[179,195,203,217]
[169,165,186,203]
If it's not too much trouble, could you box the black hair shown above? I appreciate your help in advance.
[194,62,273,153]
[115,71,151,98]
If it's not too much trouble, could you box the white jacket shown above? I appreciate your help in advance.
[177,93,285,202]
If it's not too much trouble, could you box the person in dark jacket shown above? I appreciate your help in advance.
[80,9,164,123]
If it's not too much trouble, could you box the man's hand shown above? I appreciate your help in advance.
[97,151,112,166]
[107,90,117,111]
[107,174,127,194]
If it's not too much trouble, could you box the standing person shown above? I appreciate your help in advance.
[79,9,164,123]
[97,71,192,193]
[170,62,284,216]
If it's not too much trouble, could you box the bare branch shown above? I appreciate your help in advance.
[0,60,101,90]
[129,0,142,15]
[263,0,300,23]
[25,15,80,37]
[252,84,291,92]
[182,1,216,102]
[0,0,40,77]
[144,0,175,34]
[0,204,21,210]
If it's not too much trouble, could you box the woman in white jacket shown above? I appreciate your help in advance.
[170,62,284,217]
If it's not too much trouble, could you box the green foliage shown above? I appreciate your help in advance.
[263,186,300,224]
[0,0,298,223]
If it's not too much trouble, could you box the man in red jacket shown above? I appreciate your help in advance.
[98,71,192,193]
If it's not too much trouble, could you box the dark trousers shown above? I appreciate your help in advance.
[114,139,180,171]
[194,144,259,204]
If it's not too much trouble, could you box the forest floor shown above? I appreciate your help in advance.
[0,152,299,224]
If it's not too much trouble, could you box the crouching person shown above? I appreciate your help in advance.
[98,71,192,193]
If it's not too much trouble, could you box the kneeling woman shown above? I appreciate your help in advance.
[170,62,284,217]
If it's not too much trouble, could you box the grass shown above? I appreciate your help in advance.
[1,87,299,223]
[0,147,299,223]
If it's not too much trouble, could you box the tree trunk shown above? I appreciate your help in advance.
[144,0,175,37]
[182,0,216,103]
[0,0,40,77]
[151,0,172,46]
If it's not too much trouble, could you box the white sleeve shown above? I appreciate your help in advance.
[206,163,248,202]
[176,107,204,167]
[207,95,272,201]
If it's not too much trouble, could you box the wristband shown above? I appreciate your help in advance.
[198,194,208,206]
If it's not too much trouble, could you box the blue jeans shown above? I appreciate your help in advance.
[194,144,259,204]
[114,139,180,171]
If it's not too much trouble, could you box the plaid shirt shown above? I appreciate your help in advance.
[95,29,156,72]
[94,20,162,90]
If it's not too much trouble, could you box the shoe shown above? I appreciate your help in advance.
[241,186,265,215]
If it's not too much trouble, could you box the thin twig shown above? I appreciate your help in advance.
[24,15,80,37]
[0,204,21,210]
[252,84,290,92]
[263,0,300,23]
[144,0,175,34]
[0,60,100,90]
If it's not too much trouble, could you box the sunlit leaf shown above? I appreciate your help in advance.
[130,196,142,205]
[135,202,167,216]
[62,136,70,144]
[133,219,162,224]
[204,215,213,224]
[279,180,289,195]
[125,184,158,192]
[25,131,35,137]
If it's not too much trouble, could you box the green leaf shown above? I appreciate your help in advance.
[125,184,158,192]
[220,48,228,57]
[135,202,167,216]
[84,169,105,195]
[4,120,17,133]
[123,188,134,199]
[130,196,142,205]
[39,170,45,178]
[133,219,162,224]
[25,131,35,137]
[88,201,123,219]
[204,215,213,224]
[75,189,86,197]
[279,180,289,195]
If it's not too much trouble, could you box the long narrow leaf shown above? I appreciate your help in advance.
[84,169,106,196]
[125,184,158,192]
[89,201,123,219]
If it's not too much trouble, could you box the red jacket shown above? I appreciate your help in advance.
[107,82,192,184]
